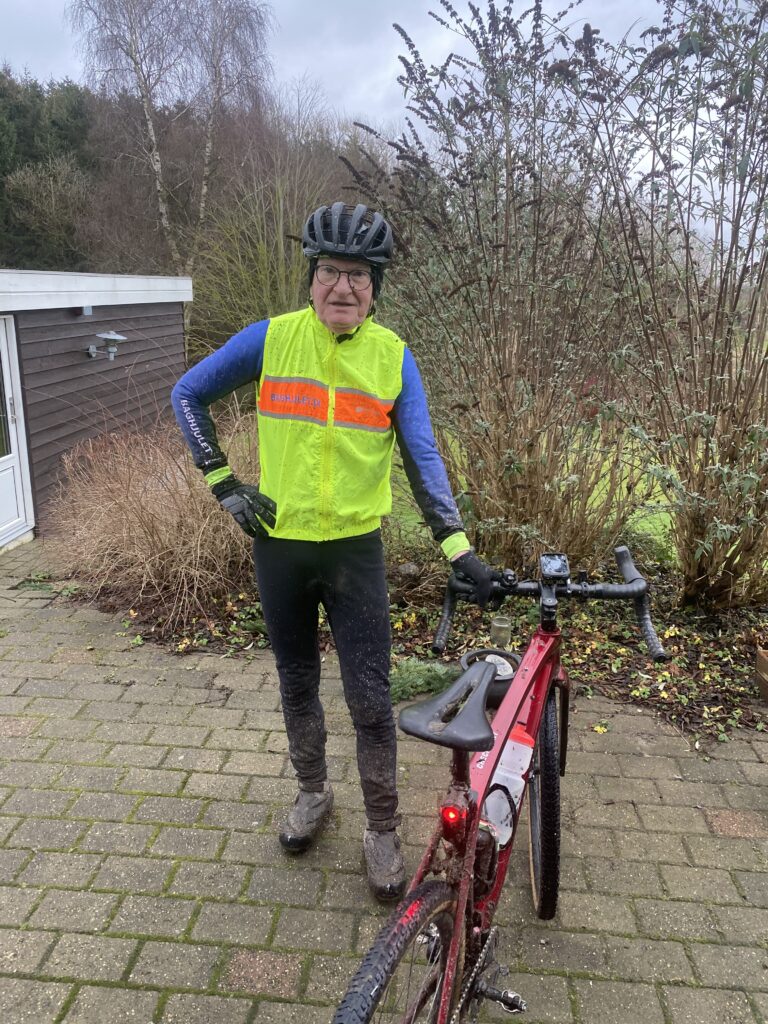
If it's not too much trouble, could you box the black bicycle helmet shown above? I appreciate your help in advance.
[302,202,393,266]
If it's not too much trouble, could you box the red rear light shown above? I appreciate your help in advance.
[440,801,468,843]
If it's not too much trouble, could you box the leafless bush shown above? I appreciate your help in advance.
[344,1,651,567]
[47,414,259,633]
[574,0,768,604]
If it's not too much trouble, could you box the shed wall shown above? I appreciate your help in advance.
[14,301,185,509]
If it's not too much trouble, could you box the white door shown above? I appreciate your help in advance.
[0,317,34,546]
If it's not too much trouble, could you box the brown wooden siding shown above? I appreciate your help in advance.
[14,302,186,513]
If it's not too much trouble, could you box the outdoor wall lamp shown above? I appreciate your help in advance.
[87,331,126,361]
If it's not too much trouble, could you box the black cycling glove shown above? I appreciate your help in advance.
[212,477,277,539]
[451,550,496,608]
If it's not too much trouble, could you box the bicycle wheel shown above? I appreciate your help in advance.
[333,880,458,1023]
[527,687,560,920]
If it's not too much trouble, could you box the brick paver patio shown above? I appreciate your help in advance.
[0,540,766,1023]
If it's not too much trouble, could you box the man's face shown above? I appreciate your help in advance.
[311,257,374,333]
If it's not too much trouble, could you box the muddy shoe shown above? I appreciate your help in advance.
[278,783,334,853]
[363,827,406,901]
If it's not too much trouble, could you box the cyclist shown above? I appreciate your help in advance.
[171,202,494,900]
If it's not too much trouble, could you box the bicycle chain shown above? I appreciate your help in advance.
[448,925,497,1024]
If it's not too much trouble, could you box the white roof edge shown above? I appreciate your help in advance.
[0,270,194,312]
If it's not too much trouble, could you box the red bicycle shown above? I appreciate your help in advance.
[333,546,666,1023]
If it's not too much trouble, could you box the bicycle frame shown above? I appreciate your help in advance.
[407,624,569,1021]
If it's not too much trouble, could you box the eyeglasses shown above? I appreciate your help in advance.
[315,264,373,290]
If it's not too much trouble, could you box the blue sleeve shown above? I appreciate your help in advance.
[392,347,465,542]
[171,320,268,470]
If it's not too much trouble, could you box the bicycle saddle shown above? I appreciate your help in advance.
[398,661,497,751]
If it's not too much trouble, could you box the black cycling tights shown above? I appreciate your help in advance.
[252,530,398,831]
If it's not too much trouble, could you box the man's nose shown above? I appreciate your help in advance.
[332,272,353,293]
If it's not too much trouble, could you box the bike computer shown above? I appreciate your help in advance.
[539,552,570,583]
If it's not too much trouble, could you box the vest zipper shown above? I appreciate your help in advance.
[320,338,337,537]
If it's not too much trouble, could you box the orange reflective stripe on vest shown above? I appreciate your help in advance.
[335,388,394,433]
[258,375,329,424]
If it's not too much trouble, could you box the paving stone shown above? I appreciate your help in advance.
[685,834,765,870]
[655,779,727,806]
[202,800,268,830]
[734,871,768,907]
[0,762,63,789]
[187,708,245,729]
[150,826,224,859]
[0,884,41,925]
[170,861,248,899]
[120,768,185,794]
[220,831,296,867]
[192,901,273,944]
[616,754,681,779]
[0,716,41,737]
[692,941,768,989]
[2,788,75,816]
[711,904,768,943]
[134,704,190,724]
[80,822,154,855]
[104,744,168,767]
[228,753,288,774]
[585,858,664,896]
[162,747,226,772]
[108,895,195,937]
[45,740,110,764]
[273,908,354,952]
[604,935,694,982]
[7,817,87,850]
[677,757,747,784]
[0,977,70,1022]
[19,852,101,887]
[254,1002,333,1024]
[0,737,51,759]
[740,762,768,786]
[723,784,768,811]
[55,766,125,791]
[134,796,203,825]
[45,933,136,980]
[91,855,173,894]
[635,898,720,940]
[706,808,768,838]
[29,890,117,932]
[659,863,743,903]
[0,927,55,973]
[183,772,248,800]
[0,847,30,881]
[82,701,140,721]
[161,993,251,1024]
[320,870,379,911]
[662,986,755,1024]
[67,792,138,821]
[612,829,691,865]
[221,948,303,997]
[90,722,153,744]
[248,865,323,906]
[594,776,659,804]
[555,892,637,934]
[637,804,710,834]
[519,926,608,975]
[63,985,159,1023]
[130,939,220,988]
[37,719,96,740]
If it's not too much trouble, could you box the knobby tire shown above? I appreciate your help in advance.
[333,880,458,1024]
[527,687,560,919]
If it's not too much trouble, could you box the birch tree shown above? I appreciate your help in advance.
[68,0,271,274]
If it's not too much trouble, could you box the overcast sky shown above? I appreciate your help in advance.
[2,0,661,124]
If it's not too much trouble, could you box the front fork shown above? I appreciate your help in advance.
[553,666,571,777]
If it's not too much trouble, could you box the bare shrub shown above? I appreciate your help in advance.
[574,0,768,605]
[47,413,259,633]
[344,1,652,567]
